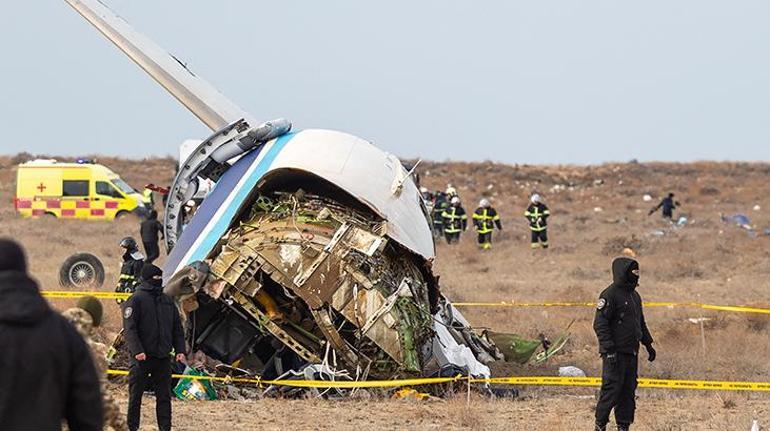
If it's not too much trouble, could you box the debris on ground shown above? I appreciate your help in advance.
[721,213,752,230]
[643,194,653,202]
[558,366,586,377]
[59,253,105,288]
[392,388,432,401]
[173,366,218,401]
[483,322,572,365]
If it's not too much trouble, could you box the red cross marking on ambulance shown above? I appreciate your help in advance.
[37,183,47,193]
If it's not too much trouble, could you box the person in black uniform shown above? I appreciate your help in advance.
[117,237,145,301]
[648,192,679,219]
[123,264,186,431]
[0,239,103,430]
[593,257,656,431]
[140,209,164,263]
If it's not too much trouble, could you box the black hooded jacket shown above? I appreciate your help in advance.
[122,280,185,359]
[140,211,164,244]
[0,271,103,430]
[593,258,653,355]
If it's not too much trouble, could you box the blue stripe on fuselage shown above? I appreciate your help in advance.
[167,132,296,273]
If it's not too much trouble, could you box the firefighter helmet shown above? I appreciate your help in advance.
[119,237,138,251]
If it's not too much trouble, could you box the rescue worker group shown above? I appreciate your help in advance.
[424,184,550,250]
[423,184,678,251]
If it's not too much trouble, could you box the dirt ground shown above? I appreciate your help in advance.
[122,393,769,430]
[1,154,769,430]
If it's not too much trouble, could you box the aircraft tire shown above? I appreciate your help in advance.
[59,253,105,288]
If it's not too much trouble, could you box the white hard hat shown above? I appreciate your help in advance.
[531,194,541,204]
[451,196,460,205]
[185,200,196,208]
[479,198,491,208]
[419,186,428,193]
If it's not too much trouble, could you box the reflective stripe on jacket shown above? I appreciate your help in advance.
[473,207,501,233]
[524,203,550,231]
[442,206,467,233]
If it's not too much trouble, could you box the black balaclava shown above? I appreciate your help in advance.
[611,257,639,289]
[140,263,163,288]
[0,239,27,273]
[148,209,158,220]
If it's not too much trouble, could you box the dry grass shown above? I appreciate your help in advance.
[2,155,770,429]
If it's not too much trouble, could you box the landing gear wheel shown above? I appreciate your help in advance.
[59,253,105,288]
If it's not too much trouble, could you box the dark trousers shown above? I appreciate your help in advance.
[595,353,638,426]
[477,232,492,248]
[432,222,444,237]
[444,231,461,244]
[143,241,160,263]
[128,357,172,431]
[530,229,548,248]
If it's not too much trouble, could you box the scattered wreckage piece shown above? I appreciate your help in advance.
[483,321,572,365]
[59,253,105,288]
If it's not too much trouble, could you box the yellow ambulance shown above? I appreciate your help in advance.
[14,159,148,220]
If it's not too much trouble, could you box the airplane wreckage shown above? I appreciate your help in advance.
[65,0,568,390]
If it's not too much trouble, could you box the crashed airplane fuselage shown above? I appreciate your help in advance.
[64,0,499,380]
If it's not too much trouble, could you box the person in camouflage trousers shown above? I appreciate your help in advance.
[63,296,128,431]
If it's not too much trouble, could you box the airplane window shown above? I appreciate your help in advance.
[62,180,89,197]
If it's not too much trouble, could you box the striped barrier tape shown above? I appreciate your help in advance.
[43,291,130,300]
[482,377,770,392]
[42,291,770,315]
[451,301,770,315]
[105,369,770,391]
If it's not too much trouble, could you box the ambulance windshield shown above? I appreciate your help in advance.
[112,178,136,195]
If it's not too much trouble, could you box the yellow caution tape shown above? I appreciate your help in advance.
[452,301,770,315]
[43,291,130,300]
[42,291,770,314]
[480,377,770,391]
[105,369,770,391]
[106,369,462,388]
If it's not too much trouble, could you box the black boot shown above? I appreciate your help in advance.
[594,423,607,431]
[617,423,630,431]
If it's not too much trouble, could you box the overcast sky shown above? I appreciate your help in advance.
[1,1,769,164]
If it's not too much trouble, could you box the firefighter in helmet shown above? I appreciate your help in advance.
[472,198,502,249]
[441,196,467,244]
[524,193,550,249]
[117,237,144,303]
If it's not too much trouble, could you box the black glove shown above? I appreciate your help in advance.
[604,352,617,366]
[644,344,656,362]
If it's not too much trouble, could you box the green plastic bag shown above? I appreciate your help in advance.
[173,366,218,401]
